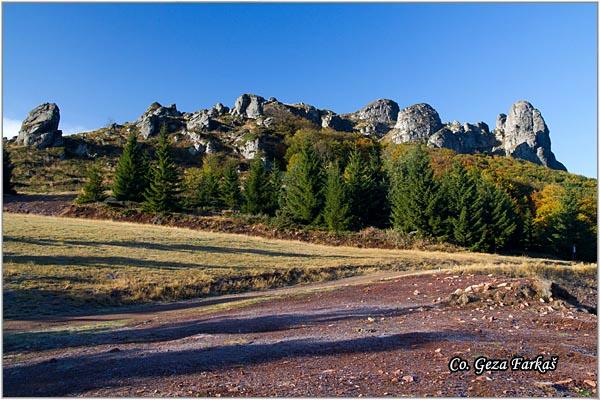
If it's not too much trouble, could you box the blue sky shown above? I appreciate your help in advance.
[3,3,597,177]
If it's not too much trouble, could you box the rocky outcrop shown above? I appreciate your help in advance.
[236,134,283,160]
[321,111,353,132]
[136,102,184,139]
[494,101,566,171]
[16,103,63,149]
[231,94,265,119]
[353,99,399,125]
[428,121,497,154]
[389,103,443,143]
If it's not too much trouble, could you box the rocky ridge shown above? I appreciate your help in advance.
[13,94,567,170]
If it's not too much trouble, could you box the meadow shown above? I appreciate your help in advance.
[3,213,594,319]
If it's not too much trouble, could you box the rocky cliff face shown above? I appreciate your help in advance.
[15,96,567,170]
[16,103,63,149]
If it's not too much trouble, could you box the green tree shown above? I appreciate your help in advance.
[343,148,376,229]
[3,147,16,194]
[549,190,583,259]
[143,126,181,213]
[265,161,283,216]
[279,140,324,225]
[220,161,242,209]
[477,178,518,252]
[323,162,351,232]
[389,145,444,237]
[76,163,106,204]
[243,157,270,215]
[444,163,486,250]
[112,131,148,201]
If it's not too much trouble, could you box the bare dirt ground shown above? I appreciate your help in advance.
[3,271,597,397]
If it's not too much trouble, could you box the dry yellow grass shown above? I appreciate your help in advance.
[3,213,592,318]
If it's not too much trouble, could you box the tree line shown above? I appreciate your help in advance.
[71,126,596,261]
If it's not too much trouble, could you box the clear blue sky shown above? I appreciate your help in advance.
[3,3,597,177]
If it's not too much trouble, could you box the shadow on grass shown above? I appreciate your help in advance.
[4,236,355,259]
[3,328,473,396]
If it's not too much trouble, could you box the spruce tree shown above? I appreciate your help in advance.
[323,162,351,232]
[521,206,535,252]
[112,131,148,201]
[550,190,582,259]
[143,126,180,213]
[265,161,283,216]
[76,163,106,204]
[343,148,375,229]
[243,157,269,215]
[444,162,486,249]
[489,184,518,251]
[220,161,242,209]
[389,145,443,237]
[279,140,324,225]
[3,147,16,195]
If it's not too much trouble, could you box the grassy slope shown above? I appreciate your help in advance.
[4,213,593,319]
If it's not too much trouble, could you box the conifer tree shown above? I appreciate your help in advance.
[266,161,283,216]
[112,131,148,201]
[220,161,242,209]
[389,145,443,237]
[3,147,16,194]
[243,157,269,215]
[279,140,324,225]
[343,148,375,229]
[521,205,534,252]
[550,190,582,259]
[143,126,180,213]
[76,163,106,204]
[444,163,486,249]
[323,162,351,232]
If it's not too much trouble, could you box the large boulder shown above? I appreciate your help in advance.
[16,103,63,149]
[136,102,184,139]
[321,111,353,132]
[231,94,266,119]
[388,103,443,144]
[353,99,399,125]
[428,121,497,154]
[495,101,566,171]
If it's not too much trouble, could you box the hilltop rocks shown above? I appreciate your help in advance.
[321,111,353,132]
[428,121,497,154]
[16,103,63,149]
[136,102,184,139]
[231,94,265,119]
[494,101,566,170]
[390,103,443,143]
[354,99,399,125]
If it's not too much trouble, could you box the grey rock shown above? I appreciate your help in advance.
[354,99,400,125]
[231,94,266,119]
[136,102,184,139]
[236,134,283,160]
[16,103,63,149]
[212,103,229,115]
[495,101,566,170]
[428,121,497,154]
[389,103,443,143]
[321,111,353,132]
[186,110,219,132]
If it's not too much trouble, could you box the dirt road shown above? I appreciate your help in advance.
[3,271,597,397]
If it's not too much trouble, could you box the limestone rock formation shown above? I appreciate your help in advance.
[321,111,353,132]
[389,103,443,143]
[353,99,399,125]
[231,94,265,119]
[16,103,63,149]
[136,102,184,139]
[428,121,497,154]
[494,101,566,170]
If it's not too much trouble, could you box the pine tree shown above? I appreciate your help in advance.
[279,140,324,225]
[323,162,351,232]
[143,126,180,213]
[489,185,518,251]
[112,131,148,201]
[521,205,534,252]
[265,161,283,216]
[3,147,16,195]
[550,190,582,259]
[343,148,375,229]
[220,161,242,209]
[444,163,486,249]
[76,163,106,204]
[243,157,269,215]
[389,145,443,237]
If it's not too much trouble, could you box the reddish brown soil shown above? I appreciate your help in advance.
[3,272,597,397]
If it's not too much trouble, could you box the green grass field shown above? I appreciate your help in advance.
[3,213,594,319]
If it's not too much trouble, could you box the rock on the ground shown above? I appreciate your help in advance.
[231,94,266,119]
[136,102,184,139]
[16,103,63,149]
[388,103,443,143]
[494,101,566,171]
